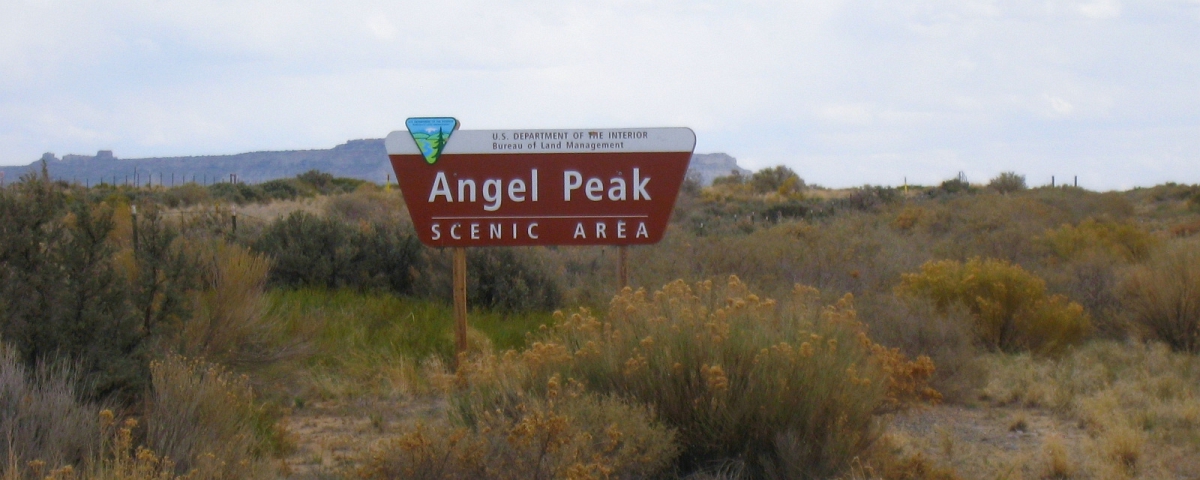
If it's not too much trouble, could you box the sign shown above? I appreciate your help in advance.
[386,123,696,247]
[405,117,459,164]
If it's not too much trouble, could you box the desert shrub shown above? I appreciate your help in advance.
[176,242,307,369]
[1039,219,1157,339]
[1170,218,1200,238]
[711,171,747,188]
[206,182,263,205]
[356,222,423,296]
[760,200,812,223]
[361,387,677,480]
[253,211,358,289]
[930,176,973,196]
[296,170,336,190]
[144,354,276,478]
[896,258,1089,354]
[252,211,422,295]
[467,248,561,312]
[296,169,364,195]
[750,165,804,196]
[1144,182,1199,203]
[0,177,148,401]
[1122,240,1200,352]
[892,206,928,232]
[127,205,198,341]
[831,186,899,213]
[923,195,1065,265]
[256,178,308,201]
[0,345,100,472]
[636,214,923,302]
[160,183,210,208]
[680,171,702,196]
[1044,255,1130,340]
[461,278,937,478]
[1029,187,1135,223]
[1042,218,1157,263]
[987,172,1027,194]
[857,295,985,404]
[172,204,234,242]
[323,187,407,225]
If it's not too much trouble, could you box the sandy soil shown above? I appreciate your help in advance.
[280,397,445,479]
[280,401,1199,479]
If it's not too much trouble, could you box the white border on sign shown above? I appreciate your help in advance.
[385,127,695,155]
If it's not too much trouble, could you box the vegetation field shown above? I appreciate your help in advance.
[3,164,1200,479]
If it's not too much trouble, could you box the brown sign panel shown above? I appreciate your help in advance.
[386,127,696,247]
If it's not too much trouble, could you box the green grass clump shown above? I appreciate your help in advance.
[266,289,553,398]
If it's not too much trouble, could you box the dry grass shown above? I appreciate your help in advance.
[1121,238,1200,352]
[177,242,309,370]
[1040,434,1076,479]
[358,385,677,480]
[0,350,277,479]
[879,339,1200,479]
[856,295,985,404]
[0,345,100,475]
[976,341,1199,478]
[144,354,276,479]
[632,214,923,304]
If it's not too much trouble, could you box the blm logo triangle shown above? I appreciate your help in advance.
[406,117,459,165]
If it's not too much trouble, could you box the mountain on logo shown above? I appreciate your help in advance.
[406,117,459,165]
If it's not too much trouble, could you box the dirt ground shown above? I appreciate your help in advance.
[280,397,446,479]
[886,404,1200,479]
[279,401,1199,479]
[885,405,1089,479]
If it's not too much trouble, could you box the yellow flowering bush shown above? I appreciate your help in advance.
[465,276,938,478]
[1041,218,1157,263]
[896,258,1090,354]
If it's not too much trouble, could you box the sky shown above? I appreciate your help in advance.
[2,0,1198,190]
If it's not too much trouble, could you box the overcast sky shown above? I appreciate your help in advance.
[2,0,1198,189]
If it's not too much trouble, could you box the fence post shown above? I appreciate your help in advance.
[131,205,139,253]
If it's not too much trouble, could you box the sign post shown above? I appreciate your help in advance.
[618,246,630,289]
[452,247,467,353]
[387,119,695,356]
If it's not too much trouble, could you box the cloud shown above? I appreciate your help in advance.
[1077,0,1122,19]
[0,0,1198,189]
[365,15,398,42]
[1045,95,1075,115]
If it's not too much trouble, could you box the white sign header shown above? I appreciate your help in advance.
[385,127,695,156]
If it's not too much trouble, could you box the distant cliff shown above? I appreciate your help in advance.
[687,153,752,186]
[0,140,749,187]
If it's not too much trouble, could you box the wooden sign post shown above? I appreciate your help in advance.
[387,120,696,356]
[619,245,630,289]
[452,247,468,353]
